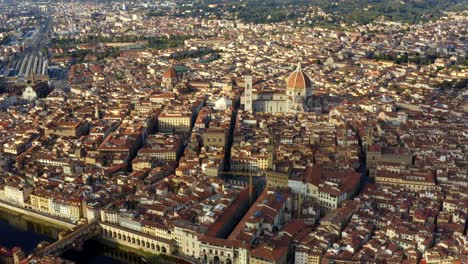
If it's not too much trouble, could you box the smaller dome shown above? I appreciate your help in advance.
[214,96,232,110]
[163,68,177,79]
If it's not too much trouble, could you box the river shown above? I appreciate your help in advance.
[0,208,144,264]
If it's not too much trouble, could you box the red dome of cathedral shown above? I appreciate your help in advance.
[163,68,177,79]
[286,62,312,90]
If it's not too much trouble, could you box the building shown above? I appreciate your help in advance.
[287,165,361,212]
[119,214,142,232]
[142,221,174,244]
[374,168,439,192]
[199,237,249,264]
[45,121,89,138]
[244,76,253,112]
[295,246,322,264]
[366,145,413,169]
[162,67,180,90]
[3,138,33,156]
[100,222,177,255]
[0,246,26,264]
[30,191,53,214]
[245,62,314,113]
[249,244,288,264]
[3,184,33,207]
[203,127,227,148]
[158,112,192,133]
[101,206,119,224]
[85,201,102,221]
[266,171,289,189]
[173,219,205,259]
[214,96,233,111]
[228,188,292,244]
[50,197,83,222]
[137,134,184,162]
[21,82,52,101]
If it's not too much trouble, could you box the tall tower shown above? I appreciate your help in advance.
[365,126,374,149]
[95,104,100,119]
[244,76,253,112]
[31,71,36,84]
[267,127,275,170]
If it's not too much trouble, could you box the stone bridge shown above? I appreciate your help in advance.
[34,221,99,257]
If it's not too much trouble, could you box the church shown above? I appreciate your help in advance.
[22,82,52,102]
[243,62,315,113]
[161,67,180,90]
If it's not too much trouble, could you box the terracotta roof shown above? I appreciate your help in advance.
[163,68,177,78]
[286,62,312,90]
[303,164,321,186]
[199,236,250,249]
[250,244,288,262]
[279,220,307,237]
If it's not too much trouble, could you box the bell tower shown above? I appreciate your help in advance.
[244,75,253,112]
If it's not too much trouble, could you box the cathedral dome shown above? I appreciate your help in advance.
[163,68,177,79]
[286,62,312,90]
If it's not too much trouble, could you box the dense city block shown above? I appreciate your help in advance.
[0,1,466,264]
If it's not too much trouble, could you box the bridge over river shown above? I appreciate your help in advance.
[33,221,99,257]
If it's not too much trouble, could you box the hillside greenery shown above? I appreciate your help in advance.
[174,0,466,25]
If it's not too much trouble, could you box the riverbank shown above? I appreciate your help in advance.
[0,207,61,253]
[97,238,197,264]
[0,202,195,264]
[96,238,163,264]
[0,201,74,229]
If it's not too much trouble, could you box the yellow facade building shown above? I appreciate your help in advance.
[158,112,191,133]
[266,171,289,188]
[30,192,52,213]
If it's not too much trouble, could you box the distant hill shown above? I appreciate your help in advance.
[314,0,466,24]
[175,0,467,25]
